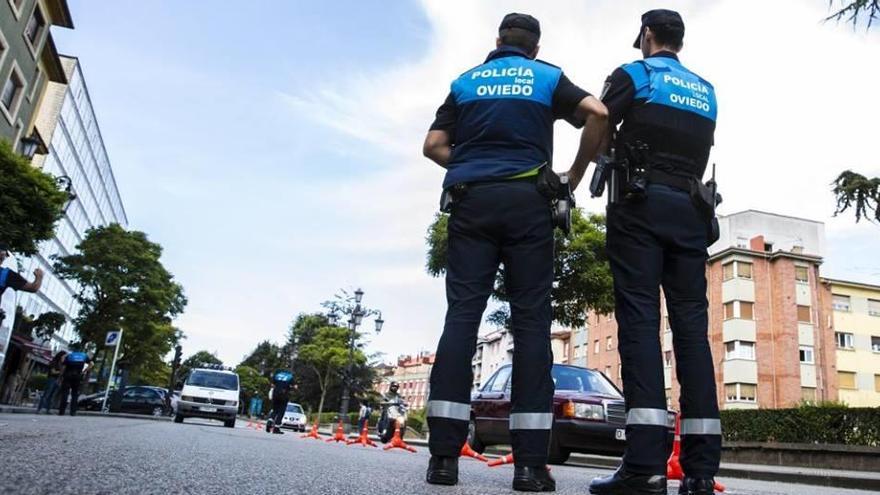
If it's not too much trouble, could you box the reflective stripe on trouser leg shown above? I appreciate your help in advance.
[626,408,671,427]
[680,418,721,436]
[509,412,553,430]
[426,400,471,422]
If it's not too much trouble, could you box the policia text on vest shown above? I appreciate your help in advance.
[421,12,609,491]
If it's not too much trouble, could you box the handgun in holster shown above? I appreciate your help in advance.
[439,183,468,213]
[536,163,575,235]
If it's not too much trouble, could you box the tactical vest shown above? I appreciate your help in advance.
[0,268,8,289]
[619,56,717,178]
[442,47,563,189]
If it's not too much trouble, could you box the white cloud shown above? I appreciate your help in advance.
[259,0,880,364]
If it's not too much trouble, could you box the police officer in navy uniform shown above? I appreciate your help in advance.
[0,243,44,325]
[266,368,293,434]
[586,10,721,495]
[58,348,92,416]
[422,13,608,492]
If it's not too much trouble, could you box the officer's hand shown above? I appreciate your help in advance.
[34,268,44,278]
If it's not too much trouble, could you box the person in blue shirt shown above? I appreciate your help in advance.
[266,369,293,434]
[0,243,44,326]
[586,10,721,495]
[58,348,92,416]
[422,13,608,492]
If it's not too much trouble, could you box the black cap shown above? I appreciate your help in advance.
[499,13,541,37]
[0,242,9,253]
[633,9,684,48]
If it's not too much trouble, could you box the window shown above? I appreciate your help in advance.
[604,366,611,377]
[664,350,673,367]
[594,340,599,354]
[795,266,809,283]
[25,4,46,48]
[801,387,816,402]
[736,237,748,249]
[832,294,851,312]
[799,346,814,364]
[797,305,811,323]
[764,242,774,252]
[838,371,856,390]
[605,336,613,351]
[740,302,754,320]
[835,332,854,350]
[28,65,42,101]
[871,336,880,353]
[875,375,880,393]
[723,302,735,320]
[725,341,756,360]
[1,65,25,121]
[725,383,757,402]
[618,364,622,380]
[8,0,24,17]
[486,366,511,393]
[869,299,880,317]
[723,261,752,281]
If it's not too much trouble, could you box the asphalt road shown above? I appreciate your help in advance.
[0,413,875,495]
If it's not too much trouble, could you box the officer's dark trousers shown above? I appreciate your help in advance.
[607,184,721,479]
[428,179,554,468]
[58,375,81,416]
[271,393,288,427]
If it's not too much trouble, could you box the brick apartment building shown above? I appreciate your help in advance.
[585,210,868,410]
[375,352,435,410]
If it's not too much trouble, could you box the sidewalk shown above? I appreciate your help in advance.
[0,404,171,422]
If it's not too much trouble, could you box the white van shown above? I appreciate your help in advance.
[175,366,239,428]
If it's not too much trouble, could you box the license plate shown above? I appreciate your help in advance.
[201,407,217,413]
[615,428,626,441]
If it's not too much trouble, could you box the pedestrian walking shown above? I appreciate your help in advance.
[585,10,722,495]
[37,351,67,413]
[422,12,608,492]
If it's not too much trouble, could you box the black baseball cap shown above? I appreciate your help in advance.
[633,9,684,48]
[499,13,541,37]
[0,242,9,253]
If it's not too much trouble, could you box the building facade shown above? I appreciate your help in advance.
[0,0,72,150]
[587,210,851,410]
[823,279,880,406]
[375,353,435,410]
[471,327,572,391]
[0,54,127,391]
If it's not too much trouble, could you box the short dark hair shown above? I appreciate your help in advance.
[647,23,684,50]
[499,27,539,53]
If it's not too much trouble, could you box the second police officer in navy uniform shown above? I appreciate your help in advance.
[422,13,608,492]
[585,10,722,495]
[266,368,294,434]
[58,348,92,416]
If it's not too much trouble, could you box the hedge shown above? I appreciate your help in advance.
[720,405,880,446]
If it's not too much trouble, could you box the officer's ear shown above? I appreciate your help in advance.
[530,45,540,59]
[496,37,503,49]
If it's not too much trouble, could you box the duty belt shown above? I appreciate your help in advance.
[646,168,694,191]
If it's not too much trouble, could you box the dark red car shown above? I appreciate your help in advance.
[467,363,676,464]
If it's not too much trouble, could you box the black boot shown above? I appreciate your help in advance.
[679,477,716,495]
[272,426,284,434]
[589,466,667,495]
[512,465,556,492]
[426,455,459,486]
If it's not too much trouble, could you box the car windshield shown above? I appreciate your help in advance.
[552,366,621,397]
[186,370,239,391]
[286,404,303,414]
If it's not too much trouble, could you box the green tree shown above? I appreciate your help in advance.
[12,306,66,341]
[53,224,186,379]
[239,341,287,378]
[827,0,880,28]
[235,365,270,415]
[298,325,365,419]
[425,209,614,329]
[179,350,223,381]
[0,140,68,255]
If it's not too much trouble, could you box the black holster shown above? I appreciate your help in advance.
[537,163,574,235]
[440,183,468,213]
[688,177,721,246]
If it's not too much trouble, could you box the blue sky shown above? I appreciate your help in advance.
[53,0,879,365]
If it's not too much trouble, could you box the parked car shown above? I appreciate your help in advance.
[77,386,170,416]
[468,364,676,465]
[280,402,307,432]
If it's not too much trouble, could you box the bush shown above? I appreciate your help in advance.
[720,405,880,446]
[27,373,48,391]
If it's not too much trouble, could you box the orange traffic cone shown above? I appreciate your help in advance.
[346,423,377,447]
[383,420,417,453]
[301,421,321,440]
[460,442,488,462]
[667,415,725,492]
[326,419,347,443]
[487,452,514,467]
[246,418,254,429]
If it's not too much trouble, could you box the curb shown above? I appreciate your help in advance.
[0,405,171,422]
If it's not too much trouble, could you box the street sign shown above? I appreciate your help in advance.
[105,331,121,346]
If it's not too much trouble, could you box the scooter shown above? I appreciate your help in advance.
[377,398,408,443]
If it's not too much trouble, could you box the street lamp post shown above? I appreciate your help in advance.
[335,288,383,433]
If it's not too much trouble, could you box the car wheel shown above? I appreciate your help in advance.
[467,417,486,454]
[152,406,164,417]
[224,418,235,428]
[547,431,570,465]
[174,413,184,424]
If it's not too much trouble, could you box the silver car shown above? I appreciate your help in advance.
[281,402,307,432]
